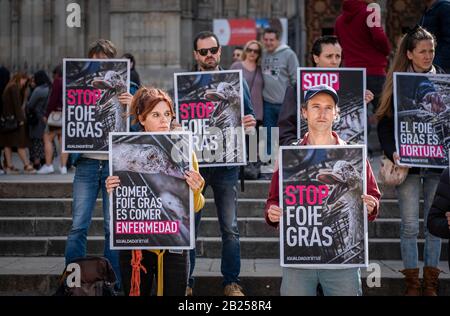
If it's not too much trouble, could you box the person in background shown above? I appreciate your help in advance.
[232,47,243,63]
[261,27,299,157]
[335,0,391,154]
[106,87,205,296]
[231,40,264,179]
[427,167,450,272]
[376,26,444,296]
[420,0,450,73]
[231,41,264,124]
[38,65,69,174]
[335,0,390,112]
[0,73,35,174]
[26,70,51,170]
[122,53,141,90]
[0,66,11,175]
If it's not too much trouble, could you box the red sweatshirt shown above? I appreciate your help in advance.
[334,0,391,76]
[265,132,381,228]
[45,77,62,118]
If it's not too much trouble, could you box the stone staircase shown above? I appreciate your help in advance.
[0,177,449,296]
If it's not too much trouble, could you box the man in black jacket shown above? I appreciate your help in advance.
[420,0,450,73]
[427,167,450,271]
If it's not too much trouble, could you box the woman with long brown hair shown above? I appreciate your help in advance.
[0,72,36,174]
[376,25,445,296]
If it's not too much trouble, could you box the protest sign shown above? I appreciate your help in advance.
[109,132,194,250]
[174,70,246,167]
[279,145,368,267]
[63,58,130,153]
[394,72,450,168]
[297,68,366,144]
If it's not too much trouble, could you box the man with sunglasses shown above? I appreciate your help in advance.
[187,31,257,296]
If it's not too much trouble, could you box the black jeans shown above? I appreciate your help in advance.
[366,75,386,112]
[120,249,188,296]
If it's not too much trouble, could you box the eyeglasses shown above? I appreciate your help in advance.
[196,47,220,56]
[246,48,260,54]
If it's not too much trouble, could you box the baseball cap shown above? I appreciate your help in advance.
[304,84,339,105]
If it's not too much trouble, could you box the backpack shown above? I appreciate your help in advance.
[54,257,117,296]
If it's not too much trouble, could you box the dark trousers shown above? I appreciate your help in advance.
[366,75,386,151]
[120,249,188,296]
[366,75,386,112]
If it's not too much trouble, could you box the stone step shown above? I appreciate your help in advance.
[0,217,428,239]
[0,236,447,260]
[0,258,448,296]
[0,180,409,200]
[0,198,424,219]
[0,181,270,199]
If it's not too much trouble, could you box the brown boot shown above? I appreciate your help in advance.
[400,268,421,296]
[423,266,441,296]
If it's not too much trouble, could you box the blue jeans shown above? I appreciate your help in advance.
[189,167,240,287]
[64,158,121,287]
[396,172,441,269]
[263,101,281,156]
[281,268,362,296]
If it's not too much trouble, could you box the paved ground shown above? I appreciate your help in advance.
[0,257,448,278]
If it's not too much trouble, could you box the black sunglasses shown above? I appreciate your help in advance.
[246,48,260,54]
[197,47,220,56]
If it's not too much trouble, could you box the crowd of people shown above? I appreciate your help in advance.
[0,0,449,297]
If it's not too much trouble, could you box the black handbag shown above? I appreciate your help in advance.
[26,110,38,126]
[53,256,117,296]
[243,162,261,180]
[0,115,18,132]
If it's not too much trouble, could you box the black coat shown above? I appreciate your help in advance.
[427,167,450,270]
[277,85,298,146]
[420,0,450,72]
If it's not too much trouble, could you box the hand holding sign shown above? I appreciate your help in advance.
[267,204,282,223]
[243,114,256,133]
[118,92,133,108]
[106,175,121,194]
[423,92,445,114]
[361,194,377,215]
[445,212,450,230]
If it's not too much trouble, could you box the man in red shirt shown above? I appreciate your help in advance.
[265,84,380,296]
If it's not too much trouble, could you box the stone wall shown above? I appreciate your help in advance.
[0,0,426,89]
[0,0,298,89]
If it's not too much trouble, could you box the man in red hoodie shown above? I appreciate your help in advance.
[335,0,391,154]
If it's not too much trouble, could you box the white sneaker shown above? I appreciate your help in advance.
[37,164,54,174]
[0,169,4,175]
[60,166,67,174]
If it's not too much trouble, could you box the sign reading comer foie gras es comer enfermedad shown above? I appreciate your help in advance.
[62,58,130,153]
[109,132,194,250]
[279,145,368,268]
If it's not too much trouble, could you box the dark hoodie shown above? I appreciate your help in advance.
[335,0,391,76]
[427,167,450,270]
[420,0,450,73]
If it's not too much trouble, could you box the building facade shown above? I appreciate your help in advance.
[0,0,424,88]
